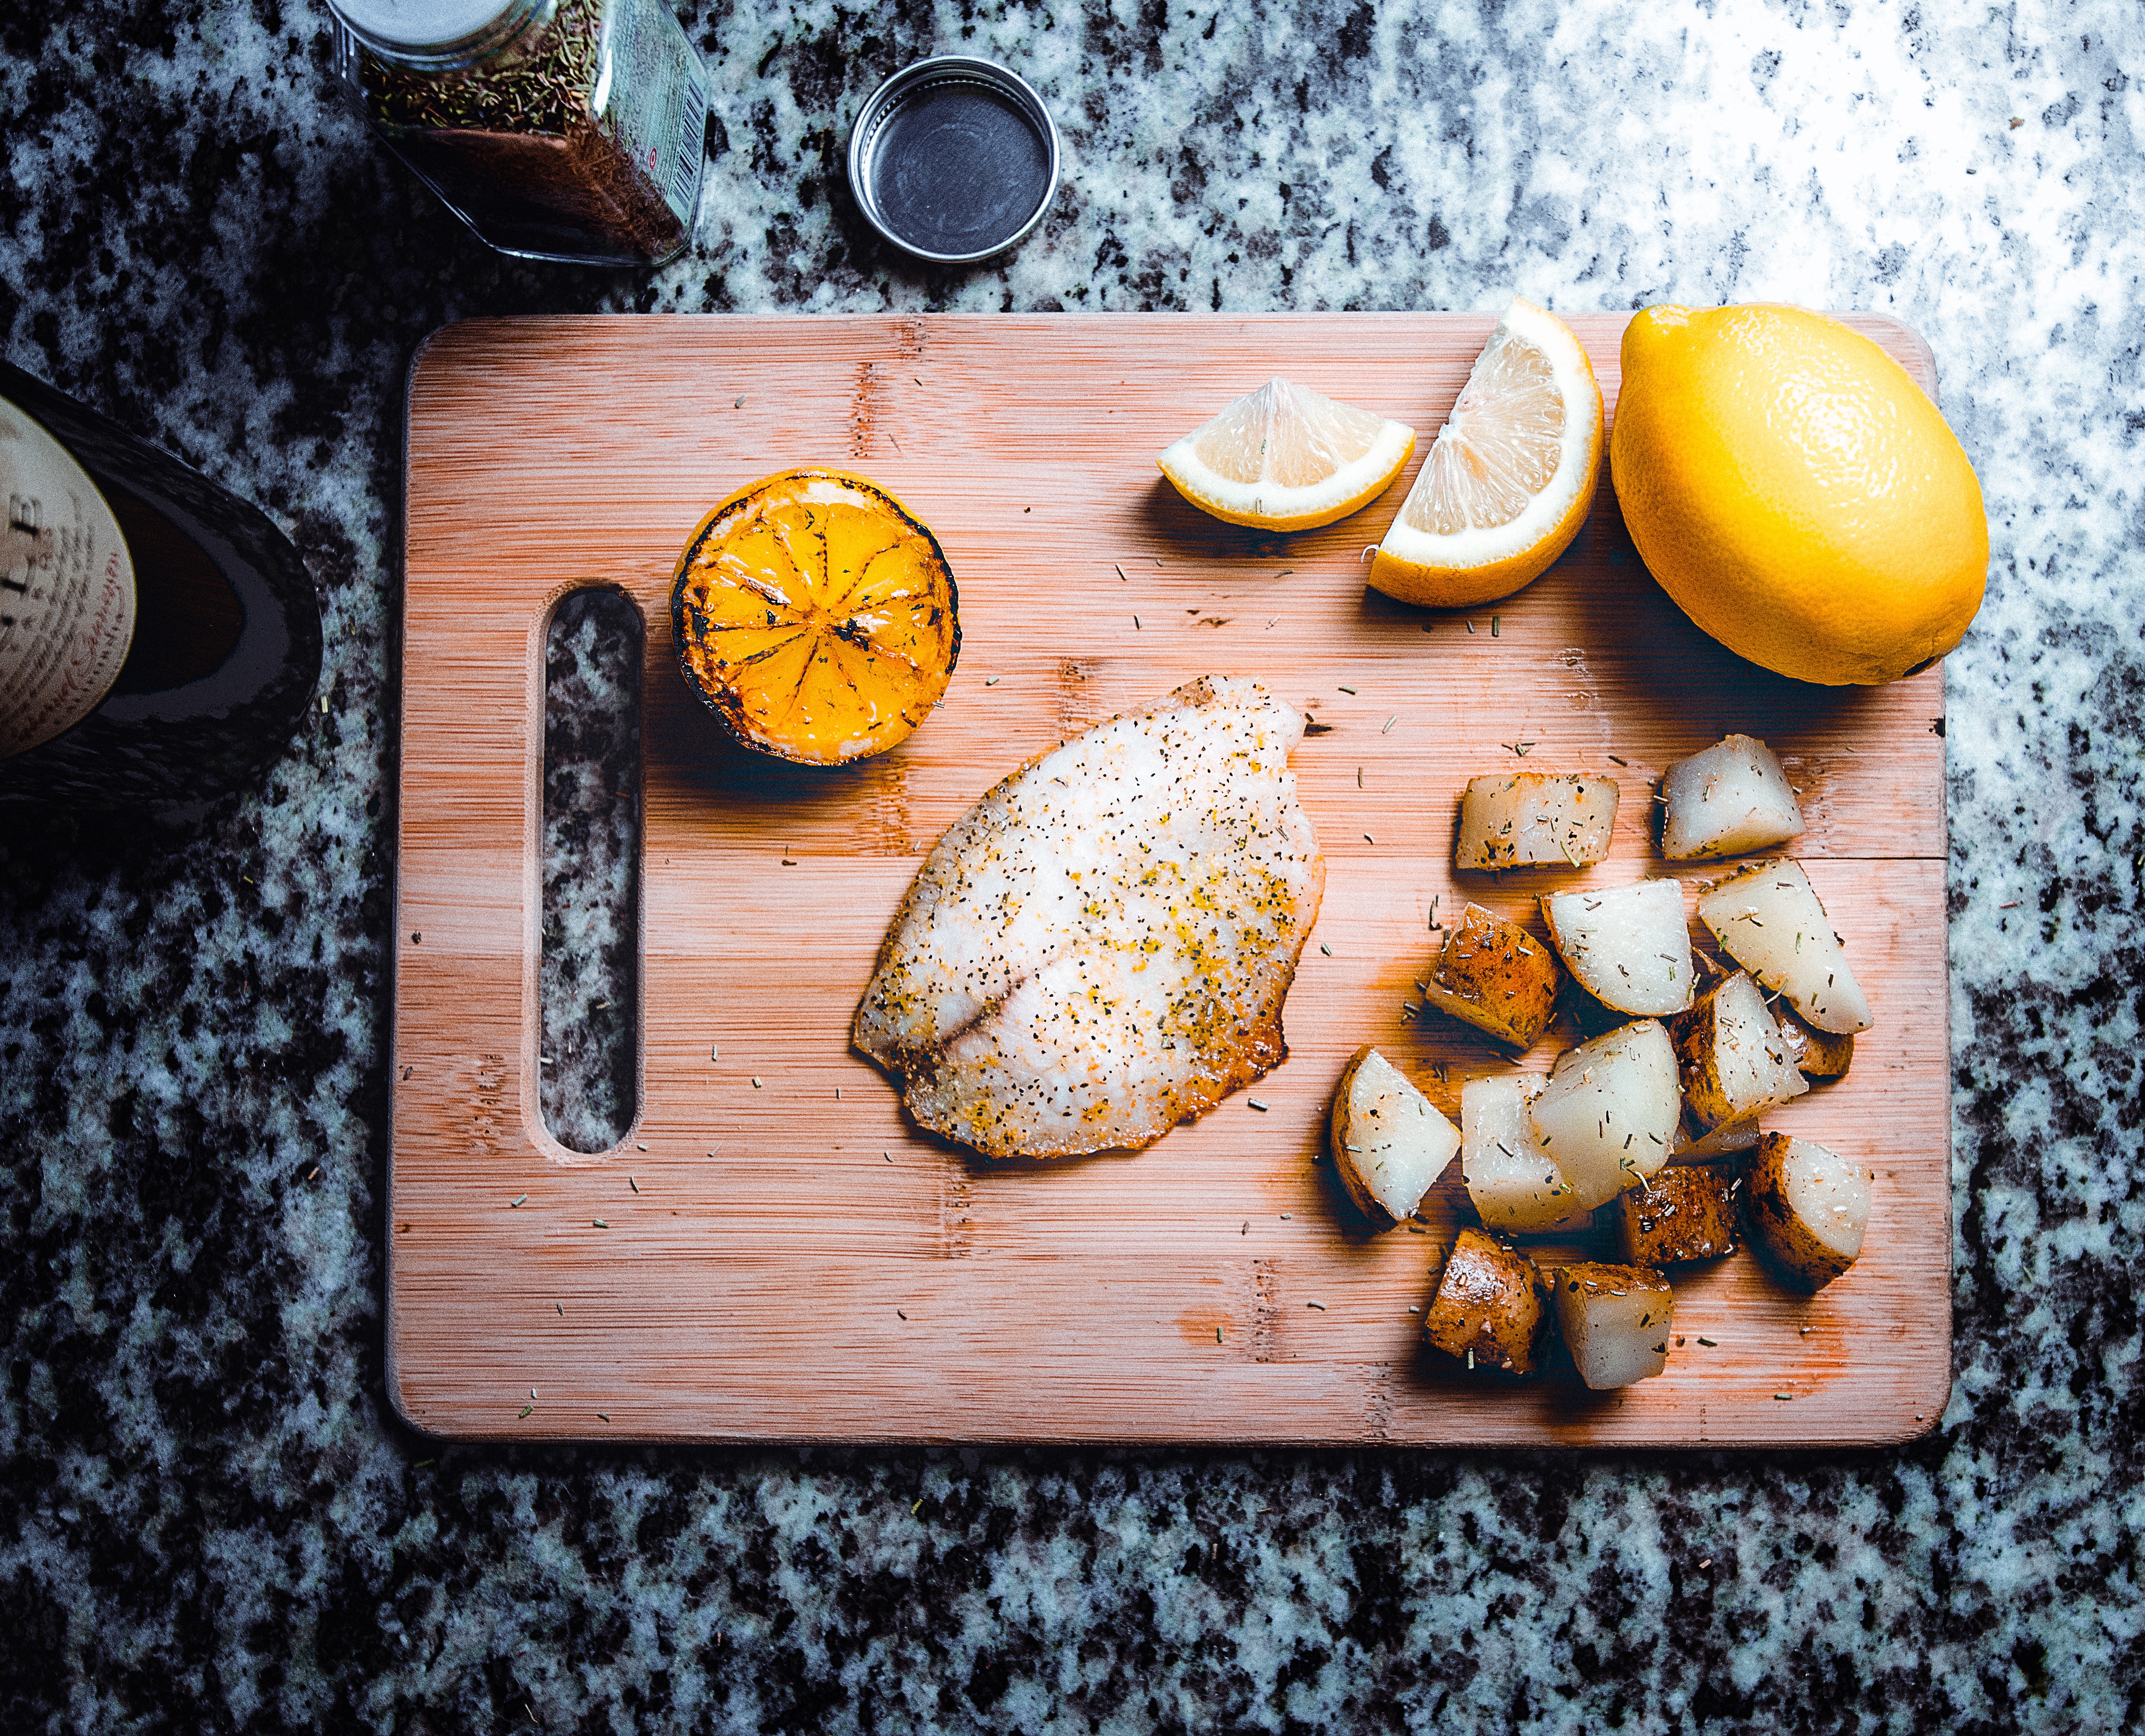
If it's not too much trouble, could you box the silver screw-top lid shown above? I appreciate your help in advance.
[326,0,531,58]
[848,57,1061,266]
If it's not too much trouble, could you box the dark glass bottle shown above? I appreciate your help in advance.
[0,361,323,819]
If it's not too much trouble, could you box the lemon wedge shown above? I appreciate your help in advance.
[1157,378,1415,531]
[1369,297,1604,608]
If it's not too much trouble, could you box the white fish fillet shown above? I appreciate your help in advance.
[853,674,1326,1159]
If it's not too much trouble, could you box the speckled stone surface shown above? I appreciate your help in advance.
[3,1,2141,1730]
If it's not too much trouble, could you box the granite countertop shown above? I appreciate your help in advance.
[3,2,2139,1730]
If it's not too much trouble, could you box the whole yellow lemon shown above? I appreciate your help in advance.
[1610,304,1988,685]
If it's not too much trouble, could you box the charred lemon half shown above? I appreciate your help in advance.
[670,468,960,765]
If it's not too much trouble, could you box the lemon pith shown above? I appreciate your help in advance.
[1157,377,1415,531]
[670,468,960,765]
[1609,303,1988,686]
[1368,296,1605,609]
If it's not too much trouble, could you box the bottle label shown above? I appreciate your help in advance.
[0,396,136,760]
[599,0,711,224]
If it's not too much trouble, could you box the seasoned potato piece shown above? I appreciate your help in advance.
[1329,1046,1461,1228]
[1550,1262,1675,1389]
[1612,1165,1740,1265]
[1776,1008,1855,1078]
[1541,878,1694,1016]
[1425,1228,1551,1375]
[1696,859,1872,1034]
[1746,1133,1870,1289]
[1456,772,1620,870]
[1460,1073,1589,1234]
[1418,903,1561,1048]
[1669,971,1808,1133]
[1669,1118,1761,1162]
[1530,1020,1680,1209]
[1659,734,1805,861]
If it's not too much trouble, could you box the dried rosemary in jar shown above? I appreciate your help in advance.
[327,0,710,266]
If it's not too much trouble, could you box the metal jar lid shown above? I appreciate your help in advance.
[847,57,1060,265]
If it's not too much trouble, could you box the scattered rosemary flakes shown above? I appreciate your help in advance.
[414,1459,434,1469]
[629,1176,640,1193]
[519,1405,533,1419]
[912,1499,923,1514]
[1115,563,1128,581]
[710,1044,719,1060]
[1133,616,1142,629]
[636,1142,647,1152]
[1466,620,1476,633]
[1338,684,1357,694]
[1696,1336,1717,1346]
[509,1195,527,1207]
[984,676,1000,686]
[1382,715,1396,734]
[751,1077,763,1088]
[1774,1392,1794,1401]
[1320,944,1332,956]
[1364,832,1376,844]
[597,1414,610,1423]
[593,1219,610,1228]
[1216,1327,1223,1343]
[1491,616,1501,636]
[1608,754,1627,766]
[1306,1300,1326,1311]
[1246,1098,1271,1111]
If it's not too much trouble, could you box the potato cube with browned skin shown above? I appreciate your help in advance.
[1696,858,1872,1034]
[1456,773,1620,871]
[1460,1073,1590,1235]
[1424,1228,1551,1375]
[1746,1133,1870,1289]
[1550,1262,1676,1389]
[1329,1046,1461,1228]
[1669,971,1808,1133]
[1418,903,1562,1049]
[1612,1165,1740,1265]
[1776,1007,1855,1079]
[1658,734,1805,861]
[1529,1019,1681,1209]
[1542,878,1694,1016]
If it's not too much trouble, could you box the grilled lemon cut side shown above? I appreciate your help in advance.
[671,468,959,765]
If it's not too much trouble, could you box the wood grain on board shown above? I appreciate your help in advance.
[391,313,1951,1446]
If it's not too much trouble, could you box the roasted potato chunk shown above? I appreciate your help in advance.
[1746,1133,1870,1289]
[1456,772,1619,870]
[1460,1072,1588,1234]
[1549,1262,1676,1389]
[1612,1165,1740,1265]
[1542,878,1694,1016]
[1329,1046,1461,1228]
[1776,1008,1855,1078]
[1530,1019,1681,1209]
[1658,734,1805,861]
[1669,971,1808,1133]
[1419,903,1561,1048]
[1425,1228,1551,1375]
[1697,858,1872,1034]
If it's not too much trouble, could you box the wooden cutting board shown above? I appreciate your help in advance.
[390,312,1951,1446]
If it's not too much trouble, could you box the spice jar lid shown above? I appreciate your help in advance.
[326,0,527,58]
[847,57,1061,266]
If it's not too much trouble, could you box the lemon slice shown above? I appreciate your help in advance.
[670,468,959,766]
[1369,297,1604,608]
[1157,377,1415,531]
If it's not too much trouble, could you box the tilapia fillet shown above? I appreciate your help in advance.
[853,675,1326,1159]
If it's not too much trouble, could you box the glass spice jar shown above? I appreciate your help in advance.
[327,0,711,267]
